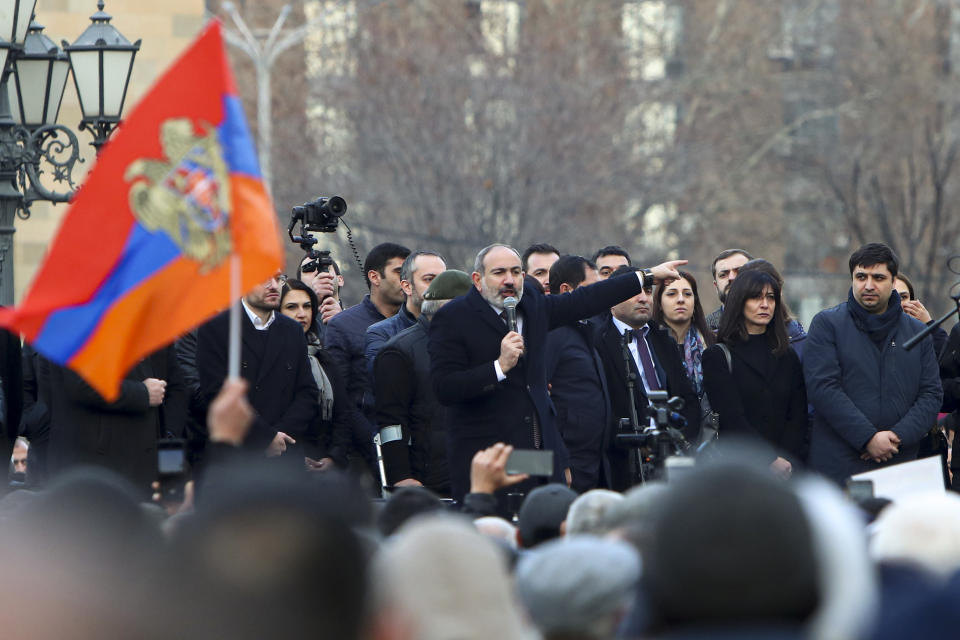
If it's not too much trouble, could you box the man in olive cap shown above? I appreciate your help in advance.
[373,270,474,496]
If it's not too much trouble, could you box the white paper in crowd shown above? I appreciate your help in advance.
[850,455,945,502]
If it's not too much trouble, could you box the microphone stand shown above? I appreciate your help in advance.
[903,293,960,351]
[619,330,646,485]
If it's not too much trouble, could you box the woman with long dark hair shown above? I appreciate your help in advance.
[702,270,807,476]
[280,279,349,472]
[738,258,807,360]
[653,270,715,397]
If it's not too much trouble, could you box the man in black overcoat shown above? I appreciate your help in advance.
[428,244,684,502]
[594,265,700,491]
[196,272,317,463]
[46,344,187,496]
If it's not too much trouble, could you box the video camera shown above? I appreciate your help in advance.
[288,195,348,281]
[616,390,691,483]
[288,196,347,247]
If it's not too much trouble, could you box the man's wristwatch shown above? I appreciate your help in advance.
[641,268,654,288]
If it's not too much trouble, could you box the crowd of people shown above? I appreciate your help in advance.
[1,238,959,638]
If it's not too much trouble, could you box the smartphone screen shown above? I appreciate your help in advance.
[158,448,185,475]
[505,449,554,476]
[846,479,875,501]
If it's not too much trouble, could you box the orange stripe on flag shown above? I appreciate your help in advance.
[70,175,280,400]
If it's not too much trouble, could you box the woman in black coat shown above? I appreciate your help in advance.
[280,279,350,471]
[702,270,807,476]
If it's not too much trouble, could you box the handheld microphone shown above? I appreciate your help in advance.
[503,297,518,333]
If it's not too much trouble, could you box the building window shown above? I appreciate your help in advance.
[622,0,680,81]
[481,0,521,57]
[305,0,358,78]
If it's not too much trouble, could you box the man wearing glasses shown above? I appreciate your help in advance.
[196,271,318,461]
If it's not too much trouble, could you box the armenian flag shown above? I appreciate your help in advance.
[0,21,283,400]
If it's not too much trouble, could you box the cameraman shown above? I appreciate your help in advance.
[297,253,344,344]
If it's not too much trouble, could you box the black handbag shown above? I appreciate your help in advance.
[697,344,731,448]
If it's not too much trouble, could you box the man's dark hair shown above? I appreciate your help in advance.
[548,255,598,295]
[717,270,789,355]
[711,249,754,279]
[848,243,899,279]
[377,486,445,537]
[363,242,411,289]
[642,465,818,633]
[400,251,445,284]
[592,245,632,265]
[522,243,560,272]
[172,467,370,640]
[611,264,642,278]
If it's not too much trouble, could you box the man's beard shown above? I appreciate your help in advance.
[409,284,425,312]
[480,281,523,310]
[248,295,279,313]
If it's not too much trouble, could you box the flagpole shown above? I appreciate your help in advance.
[228,253,241,380]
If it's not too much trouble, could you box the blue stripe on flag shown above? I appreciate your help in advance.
[218,95,261,178]
[33,224,181,363]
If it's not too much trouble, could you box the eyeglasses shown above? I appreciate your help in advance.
[265,274,287,287]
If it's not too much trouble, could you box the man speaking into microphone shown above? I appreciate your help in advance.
[428,243,685,502]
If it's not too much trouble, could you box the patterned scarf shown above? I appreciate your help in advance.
[682,326,706,397]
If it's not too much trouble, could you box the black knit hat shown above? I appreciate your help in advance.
[517,483,577,548]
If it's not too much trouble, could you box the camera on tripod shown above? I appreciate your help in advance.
[289,196,346,241]
[616,391,688,444]
[288,196,348,283]
[616,390,691,483]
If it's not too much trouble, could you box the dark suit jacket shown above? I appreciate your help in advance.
[47,344,187,495]
[545,321,610,493]
[594,318,700,491]
[197,308,318,456]
[428,273,646,500]
[702,337,808,466]
[0,326,21,468]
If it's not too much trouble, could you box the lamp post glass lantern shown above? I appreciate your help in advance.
[7,20,70,126]
[0,0,38,75]
[0,1,138,306]
[64,1,141,150]
[0,0,37,45]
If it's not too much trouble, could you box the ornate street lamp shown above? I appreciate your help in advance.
[7,19,70,127]
[0,2,139,305]
[0,0,36,49]
[64,1,140,151]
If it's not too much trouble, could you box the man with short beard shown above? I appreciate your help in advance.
[364,251,446,376]
[196,272,318,461]
[593,265,700,491]
[706,248,753,331]
[428,244,685,503]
